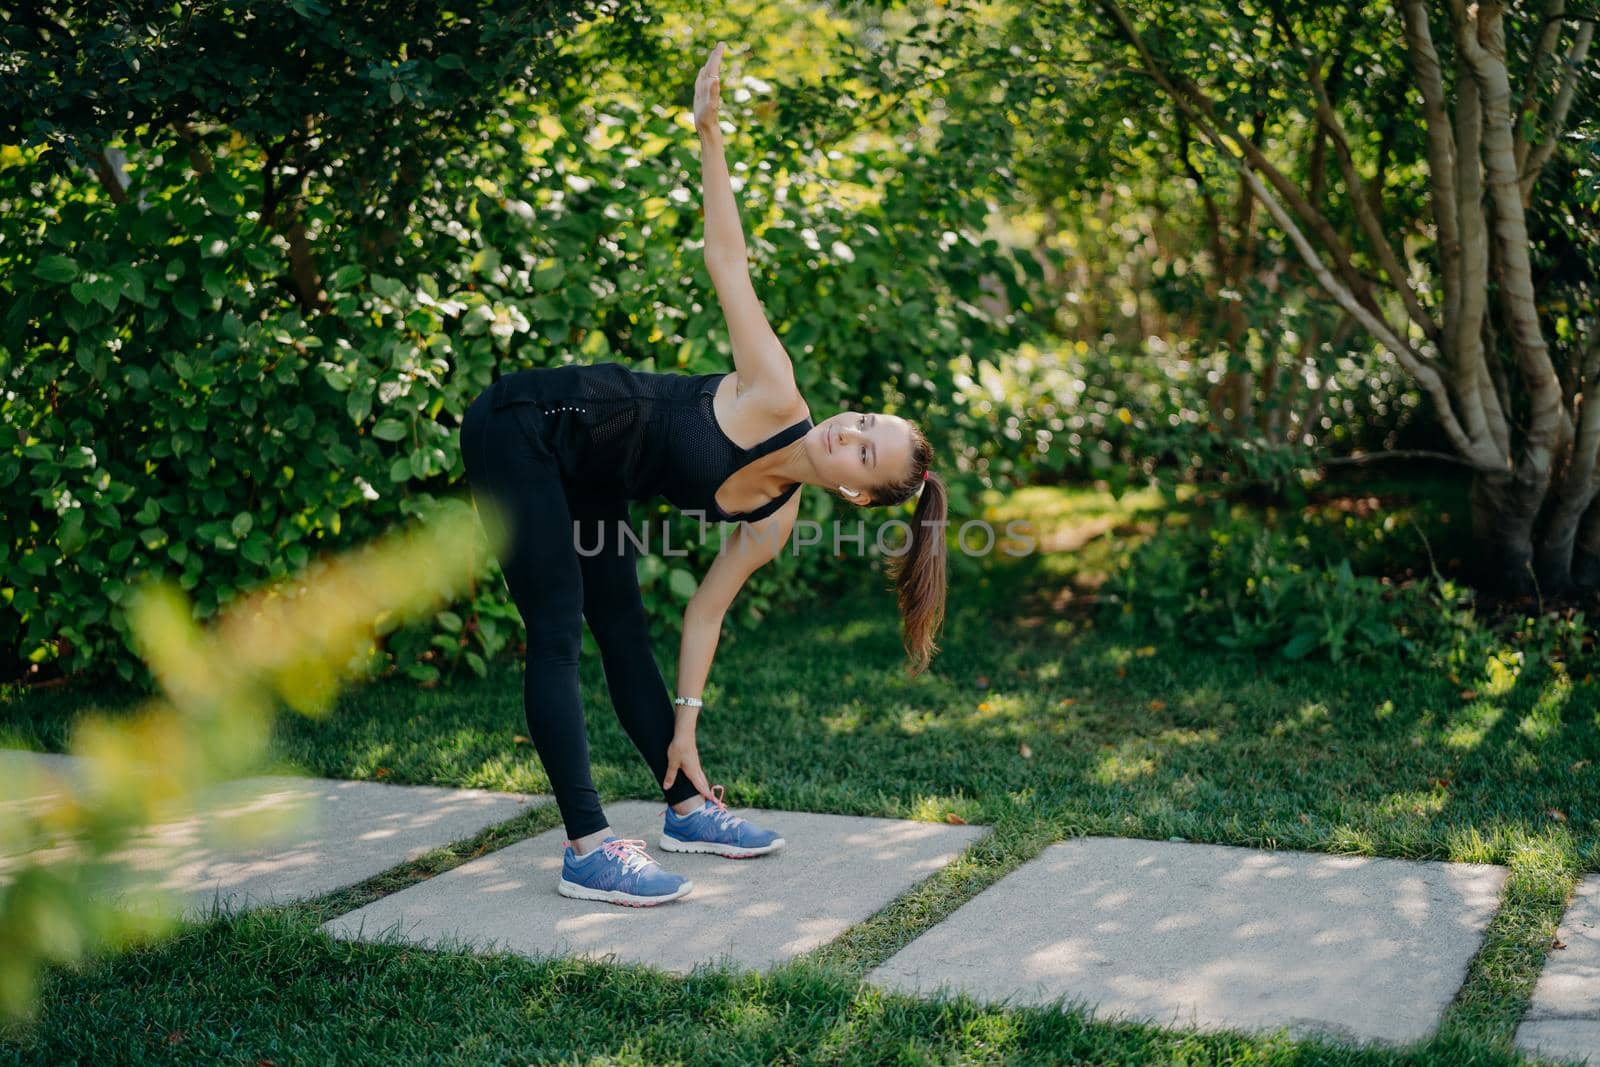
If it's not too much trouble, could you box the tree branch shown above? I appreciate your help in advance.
[1514,0,1569,170]
[1298,34,1438,344]
[1178,116,1229,284]
[1096,0,1394,335]
[1230,139,1500,467]
[1520,19,1594,203]
[87,146,128,205]
[1457,2,1570,477]
[1400,0,1462,362]
[1099,4,1421,335]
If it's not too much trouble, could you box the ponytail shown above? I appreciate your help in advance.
[886,469,948,676]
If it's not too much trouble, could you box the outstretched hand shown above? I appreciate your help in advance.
[663,730,717,806]
[693,41,726,134]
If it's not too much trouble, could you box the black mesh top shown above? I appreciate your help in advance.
[487,361,811,522]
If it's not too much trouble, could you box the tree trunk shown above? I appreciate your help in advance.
[1470,465,1543,595]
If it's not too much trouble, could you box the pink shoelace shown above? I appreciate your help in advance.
[562,837,656,871]
[598,837,653,872]
[662,783,745,829]
[704,784,747,831]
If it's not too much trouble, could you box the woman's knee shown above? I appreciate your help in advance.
[523,617,583,666]
[586,602,653,654]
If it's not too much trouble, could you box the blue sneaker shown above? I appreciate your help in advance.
[558,836,692,907]
[660,786,786,859]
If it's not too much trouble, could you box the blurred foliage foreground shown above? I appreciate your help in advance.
[0,496,500,1025]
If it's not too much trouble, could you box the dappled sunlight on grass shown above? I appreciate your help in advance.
[5,476,1598,1063]
[1444,703,1504,751]
[902,794,983,824]
[1325,825,1379,854]
[821,706,867,735]
[1516,676,1571,743]
[1375,788,1450,819]
[1090,749,1159,786]
[1479,648,1523,696]
[1266,701,1334,739]
[978,483,1186,527]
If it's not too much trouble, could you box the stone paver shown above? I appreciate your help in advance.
[868,836,1507,1045]
[321,800,986,973]
[1516,876,1600,1066]
[0,750,548,918]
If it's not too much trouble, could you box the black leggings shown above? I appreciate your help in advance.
[459,388,702,839]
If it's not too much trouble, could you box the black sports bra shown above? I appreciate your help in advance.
[486,362,810,522]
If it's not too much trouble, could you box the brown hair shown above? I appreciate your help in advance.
[853,422,947,677]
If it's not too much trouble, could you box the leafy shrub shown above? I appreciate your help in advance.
[2,6,1043,685]
[1102,490,1597,681]
[1101,506,1442,663]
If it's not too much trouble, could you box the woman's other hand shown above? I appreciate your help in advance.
[694,41,726,134]
[663,730,717,805]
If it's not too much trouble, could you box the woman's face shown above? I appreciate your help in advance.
[806,410,914,500]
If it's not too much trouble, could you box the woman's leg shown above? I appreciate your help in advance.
[460,397,611,844]
[571,495,705,810]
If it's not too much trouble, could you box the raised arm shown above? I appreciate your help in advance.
[693,43,798,406]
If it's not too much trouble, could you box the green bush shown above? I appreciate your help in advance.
[1101,487,1597,678]
[2,5,1042,686]
[1101,506,1449,664]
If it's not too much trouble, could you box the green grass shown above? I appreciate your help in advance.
[2,476,1595,1064]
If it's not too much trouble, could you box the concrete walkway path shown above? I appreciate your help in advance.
[0,750,546,918]
[7,750,1592,1057]
[322,799,985,973]
[1516,876,1600,1065]
[868,836,1506,1046]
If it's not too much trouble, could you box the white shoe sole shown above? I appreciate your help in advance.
[658,833,786,859]
[557,878,693,907]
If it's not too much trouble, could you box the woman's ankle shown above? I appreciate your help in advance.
[669,797,706,816]
[570,827,612,856]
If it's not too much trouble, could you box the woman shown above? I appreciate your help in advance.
[458,42,948,907]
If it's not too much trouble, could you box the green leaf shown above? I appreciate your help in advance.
[436,610,462,633]
[330,264,365,290]
[534,260,565,289]
[347,386,374,425]
[389,456,412,483]
[371,418,408,442]
[241,535,270,565]
[63,301,101,332]
[57,511,88,555]
[119,268,147,305]
[90,275,122,312]
[232,512,254,539]
[34,254,79,283]
[668,567,698,599]
[371,274,405,301]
